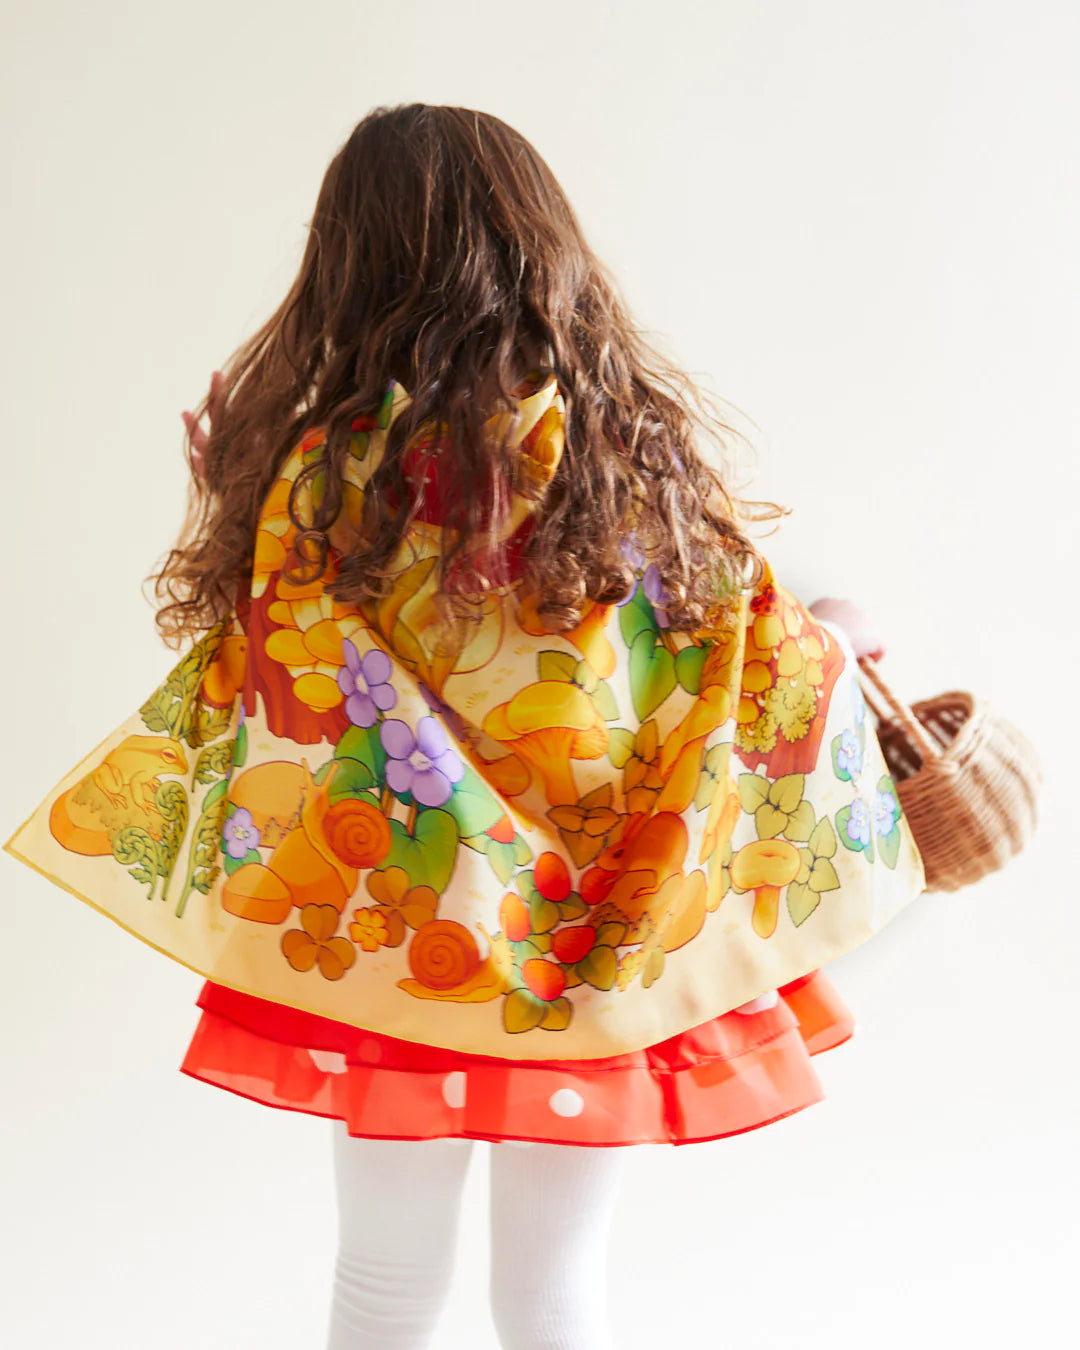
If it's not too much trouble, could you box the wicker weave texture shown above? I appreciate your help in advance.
[855,661,1043,893]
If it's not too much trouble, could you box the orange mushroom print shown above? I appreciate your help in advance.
[3,372,925,1060]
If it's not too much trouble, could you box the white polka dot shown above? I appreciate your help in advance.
[548,1087,585,1117]
[442,1071,467,1109]
[734,989,780,1015]
[308,1048,348,1074]
[503,1139,536,1147]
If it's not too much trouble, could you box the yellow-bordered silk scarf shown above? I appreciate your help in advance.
[4,372,925,1058]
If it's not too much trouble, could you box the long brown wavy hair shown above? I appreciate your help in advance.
[149,103,788,650]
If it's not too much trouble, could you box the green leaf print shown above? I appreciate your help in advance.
[335,724,386,785]
[577,944,618,991]
[504,988,547,1033]
[232,717,248,768]
[771,774,806,815]
[191,740,234,785]
[786,880,821,926]
[111,779,189,902]
[538,650,577,683]
[540,997,572,1030]
[317,756,374,799]
[783,799,817,842]
[178,782,231,917]
[385,808,458,895]
[738,773,770,814]
[138,620,233,749]
[755,802,788,840]
[618,584,659,649]
[590,680,620,722]
[608,727,636,768]
[461,832,520,886]
[441,764,504,838]
[808,815,838,858]
[674,644,707,694]
[529,893,562,934]
[875,777,902,869]
[628,629,677,720]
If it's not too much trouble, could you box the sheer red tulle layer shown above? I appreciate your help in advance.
[179,968,854,1147]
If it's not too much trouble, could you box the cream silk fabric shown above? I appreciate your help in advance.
[4,373,925,1058]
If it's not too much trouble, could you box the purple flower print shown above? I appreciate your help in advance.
[873,789,899,836]
[620,536,646,573]
[642,563,671,628]
[223,807,261,859]
[339,640,396,728]
[380,716,465,807]
[418,681,467,741]
[845,796,872,847]
[614,537,646,608]
[616,538,677,619]
[836,727,863,777]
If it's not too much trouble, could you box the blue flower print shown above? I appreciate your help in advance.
[223,807,260,859]
[339,641,396,728]
[380,716,465,807]
[836,727,863,778]
[873,789,899,836]
[845,796,872,848]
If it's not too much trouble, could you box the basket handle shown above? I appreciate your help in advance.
[855,654,943,763]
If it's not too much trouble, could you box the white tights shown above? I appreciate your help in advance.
[327,1122,630,1349]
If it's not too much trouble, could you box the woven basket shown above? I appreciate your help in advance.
[854,655,1043,893]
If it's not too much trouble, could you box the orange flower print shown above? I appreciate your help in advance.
[349,906,391,952]
[281,903,357,979]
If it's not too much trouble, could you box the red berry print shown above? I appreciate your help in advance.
[522,958,567,1001]
[500,892,532,943]
[552,926,597,964]
[534,852,571,902]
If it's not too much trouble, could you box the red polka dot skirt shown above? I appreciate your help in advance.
[179,968,854,1147]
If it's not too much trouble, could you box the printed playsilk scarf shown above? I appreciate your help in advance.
[4,372,926,1058]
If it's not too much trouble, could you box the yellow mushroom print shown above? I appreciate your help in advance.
[482,681,609,807]
[2,370,927,1061]
[730,839,802,939]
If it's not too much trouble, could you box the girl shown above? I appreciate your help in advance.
[5,104,921,1349]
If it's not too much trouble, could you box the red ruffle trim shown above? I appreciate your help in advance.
[179,969,855,1147]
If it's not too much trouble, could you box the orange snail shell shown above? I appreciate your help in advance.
[407,920,481,990]
[322,798,392,869]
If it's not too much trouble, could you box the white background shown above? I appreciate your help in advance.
[2,2,1077,1346]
